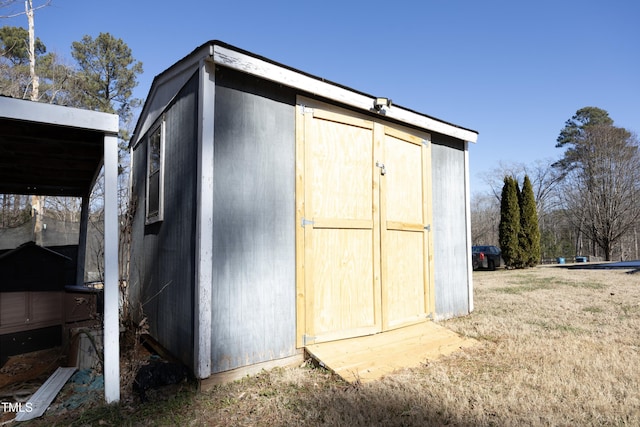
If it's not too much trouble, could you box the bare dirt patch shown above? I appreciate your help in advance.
[15,266,640,426]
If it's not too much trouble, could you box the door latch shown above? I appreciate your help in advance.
[376,161,387,175]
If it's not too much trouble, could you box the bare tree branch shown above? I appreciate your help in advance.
[0,0,51,18]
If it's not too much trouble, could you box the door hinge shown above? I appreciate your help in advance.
[301,218,315,228]
[375,161,387,175]
[422,139,429,146]
[303,334,317,346]
[299,105,313,114]
[424,224,431,231]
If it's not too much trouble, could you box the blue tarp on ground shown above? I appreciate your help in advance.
[567,260,640,270]
[60,369,104,410]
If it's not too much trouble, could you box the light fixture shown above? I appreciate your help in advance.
[373,97,392,112]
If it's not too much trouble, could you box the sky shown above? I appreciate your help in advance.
[2,0,639,196]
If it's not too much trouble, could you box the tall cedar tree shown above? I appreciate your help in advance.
[514,180,525,267]
[499,176,520,267]
[519,175,541,266]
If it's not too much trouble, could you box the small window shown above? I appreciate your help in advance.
[146,119,164,223]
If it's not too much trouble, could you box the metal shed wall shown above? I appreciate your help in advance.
[210,69,298,373]
[130,72,199,370]
[129,42,478,381]
[431,135,470,319]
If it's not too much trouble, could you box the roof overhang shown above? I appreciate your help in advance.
[0,97,119,197]
[132,41,478,148]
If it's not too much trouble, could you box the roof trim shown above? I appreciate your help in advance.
[132,41,478,146]
[0,96,119,133]
[131,45,208,148]
[0,241,72,261]
[211,43,478,143]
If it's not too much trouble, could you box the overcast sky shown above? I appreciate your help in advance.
[3,0,639,196]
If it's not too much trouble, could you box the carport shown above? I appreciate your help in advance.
[0,96,120,403]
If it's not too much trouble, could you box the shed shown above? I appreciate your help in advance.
[0,97,120,403]
[129,41,478,385]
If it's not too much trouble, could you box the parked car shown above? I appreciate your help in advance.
[472,245,504,271]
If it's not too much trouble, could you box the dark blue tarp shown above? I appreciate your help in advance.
[567,260,640,270]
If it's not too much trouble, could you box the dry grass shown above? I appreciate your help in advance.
[22,266,640,426]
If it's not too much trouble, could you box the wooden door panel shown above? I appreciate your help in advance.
[384,230,426,328]
[308,228,376,340]
[31,292,63,324]
[384,134,423,225]
[0,292,28,329]
[381,126,430,330]
[301,101,380,344]
[307,112,373,222]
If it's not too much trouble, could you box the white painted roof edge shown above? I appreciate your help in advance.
[212,44,478,143]
[0,96,119,133]
[132,41,479,147]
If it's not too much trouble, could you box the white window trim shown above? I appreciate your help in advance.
[145,117,165,224]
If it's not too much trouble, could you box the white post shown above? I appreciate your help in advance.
[194,58,214,379]
[103,133,120,403]
[464,141,474,313]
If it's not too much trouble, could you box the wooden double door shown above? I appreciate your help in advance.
[296,97,434,346]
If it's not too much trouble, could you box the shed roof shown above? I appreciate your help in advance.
[0,96,119,197]
[0,241,71,262]
[132,40,478,148]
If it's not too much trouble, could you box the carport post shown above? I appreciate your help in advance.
[464,141,474,313]
[103,133,120,403]
[76,196,89,286]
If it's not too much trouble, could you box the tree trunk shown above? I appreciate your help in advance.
[25,0,38,100]
[603,239,612,262]
[31,194,42,245]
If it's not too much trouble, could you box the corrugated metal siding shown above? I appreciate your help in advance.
[130,72,199,370]
[210,69,297,373]
[431,135,470,319]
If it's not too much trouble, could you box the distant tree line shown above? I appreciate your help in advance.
[473,107,640,263]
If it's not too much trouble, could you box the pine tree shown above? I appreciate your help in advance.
[554,107,640,261]
[520,175,541,267]
[71,32,143,117]
[499,176,520,268]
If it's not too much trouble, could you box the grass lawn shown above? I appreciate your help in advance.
[20,266,640,426]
